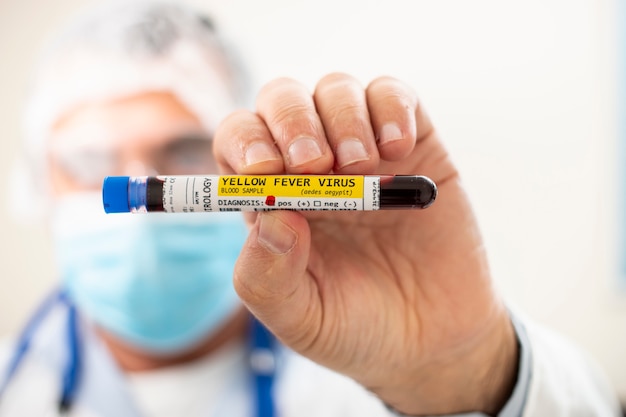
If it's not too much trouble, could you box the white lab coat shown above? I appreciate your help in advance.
[0,303,621,417]
[523,323,621,416]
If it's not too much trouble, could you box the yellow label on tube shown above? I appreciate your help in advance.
[217,175,364,198]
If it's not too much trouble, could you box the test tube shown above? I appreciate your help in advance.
[102,175,437,213]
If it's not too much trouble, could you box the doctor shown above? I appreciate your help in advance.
[1,1,621,416]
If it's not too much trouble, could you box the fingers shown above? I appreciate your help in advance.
[366,76,420,161]
[214,110,284,175]
[257,78,334,174]
[214,73,433,176]
[313,73,379,173]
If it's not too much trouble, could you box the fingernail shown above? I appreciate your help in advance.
[379,123,403,145]
[336,139,369,168]
[245,142,280,166]
[258,213,297,254]
[287,137,323,167]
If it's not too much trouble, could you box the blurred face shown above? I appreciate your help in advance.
[47,91,247,355]
[47,91,218,197]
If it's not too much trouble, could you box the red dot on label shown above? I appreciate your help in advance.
[265,196,276,206]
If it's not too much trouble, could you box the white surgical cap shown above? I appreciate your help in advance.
[10,0,252,221]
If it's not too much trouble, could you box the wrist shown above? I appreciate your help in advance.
[373,307,519,416]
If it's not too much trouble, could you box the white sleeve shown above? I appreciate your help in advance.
[387,312,621,417]
[522,320,621,417]
[276,313,621,417]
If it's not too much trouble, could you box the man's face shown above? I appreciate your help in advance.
[44,92,247,356]
[46,91,217,197]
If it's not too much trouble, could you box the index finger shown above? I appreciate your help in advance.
[256,78,334,174]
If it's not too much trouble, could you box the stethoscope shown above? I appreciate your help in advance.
[0,288,277,417]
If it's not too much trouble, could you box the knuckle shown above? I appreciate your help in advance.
[316,72,361,92]
[315,76,367,127]
[217,109,253,135]
[326,103,366,127]
[368,76,416,103]
[369,75,404,89]
[259,76,301,94]
[268,100,314,128]
[217,111,267,148]
[257,77,308,107]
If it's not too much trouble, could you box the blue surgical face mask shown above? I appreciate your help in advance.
[51,193,248,354]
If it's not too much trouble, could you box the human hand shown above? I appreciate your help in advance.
[213,73,518,415]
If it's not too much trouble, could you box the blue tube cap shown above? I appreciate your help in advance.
[102,176,130,213]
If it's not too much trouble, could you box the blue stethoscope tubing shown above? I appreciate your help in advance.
[0,288,276,417]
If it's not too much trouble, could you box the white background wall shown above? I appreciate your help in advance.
[1,0,625,401]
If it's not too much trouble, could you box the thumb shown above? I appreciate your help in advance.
[234,211,321,347]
